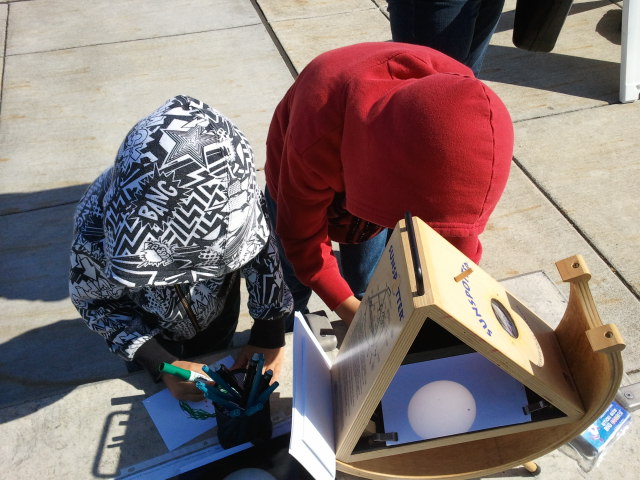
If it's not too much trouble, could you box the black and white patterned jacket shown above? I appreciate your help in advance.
[68,96,293,365]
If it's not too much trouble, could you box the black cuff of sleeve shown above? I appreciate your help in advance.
[133,338,179,383]
[248,317,286,349]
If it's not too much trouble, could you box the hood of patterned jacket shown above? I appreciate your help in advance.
[98,95,268,287]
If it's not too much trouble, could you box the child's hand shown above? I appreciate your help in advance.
[161,360,211,402]
[334,295,361,327]
[231,345,285,384]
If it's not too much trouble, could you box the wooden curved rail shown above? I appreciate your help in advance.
[337,255,625,479]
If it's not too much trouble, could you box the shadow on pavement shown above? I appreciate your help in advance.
[483,1,621,103]
[0,317,128,412]
[0,185,90,302]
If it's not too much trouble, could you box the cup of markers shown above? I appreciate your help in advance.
[160,353,277,449]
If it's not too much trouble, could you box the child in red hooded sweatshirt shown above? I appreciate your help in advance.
[265,42,513,327]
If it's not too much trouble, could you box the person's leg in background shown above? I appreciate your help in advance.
[264,188,313,331]
[264,187,390,326]
[338,229,391,300]
[465,0,505,75]
[387,0,504,76]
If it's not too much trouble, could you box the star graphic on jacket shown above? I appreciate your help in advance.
[163,125,220,168]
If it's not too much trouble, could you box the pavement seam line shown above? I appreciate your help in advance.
[512,158,640,303]
[250,0,298,79]
[0,2,9,116]
[0,199,79,217]
[2,24,264,57]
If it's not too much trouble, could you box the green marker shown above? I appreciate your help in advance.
[159,362,211,382]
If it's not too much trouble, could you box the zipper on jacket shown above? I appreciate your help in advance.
[174,285,202,333]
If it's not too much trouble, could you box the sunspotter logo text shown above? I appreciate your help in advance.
[389,244,398,280]
[461,262,492,336]
[389,245,404,321]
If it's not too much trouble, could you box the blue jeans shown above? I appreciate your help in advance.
[387,0,505,76]
[264,188,389,330]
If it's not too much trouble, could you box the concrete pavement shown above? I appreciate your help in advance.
[1,0,639,478]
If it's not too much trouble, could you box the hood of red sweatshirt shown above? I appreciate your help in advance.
[339,44,513,262]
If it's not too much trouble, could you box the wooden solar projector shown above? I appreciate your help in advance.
[332,214,625,479]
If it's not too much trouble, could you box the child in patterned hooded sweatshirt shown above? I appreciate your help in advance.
[69,95,293,401]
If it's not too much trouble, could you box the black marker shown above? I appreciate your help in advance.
[247,353,265,408]
[217,363,244,396]
[202,364,242,402]
[242,353,260,404]
[259,369,273,392]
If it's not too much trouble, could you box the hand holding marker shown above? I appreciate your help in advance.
[159,362,212,383]
[158,353,278,416]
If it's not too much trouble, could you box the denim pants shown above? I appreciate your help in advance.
[264,188,389,330]
[387,0,505,75]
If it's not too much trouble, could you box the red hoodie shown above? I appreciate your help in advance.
[266,42,513,310]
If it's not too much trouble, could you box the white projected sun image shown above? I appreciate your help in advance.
[407,380,477,439]
[381,352,532,446]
